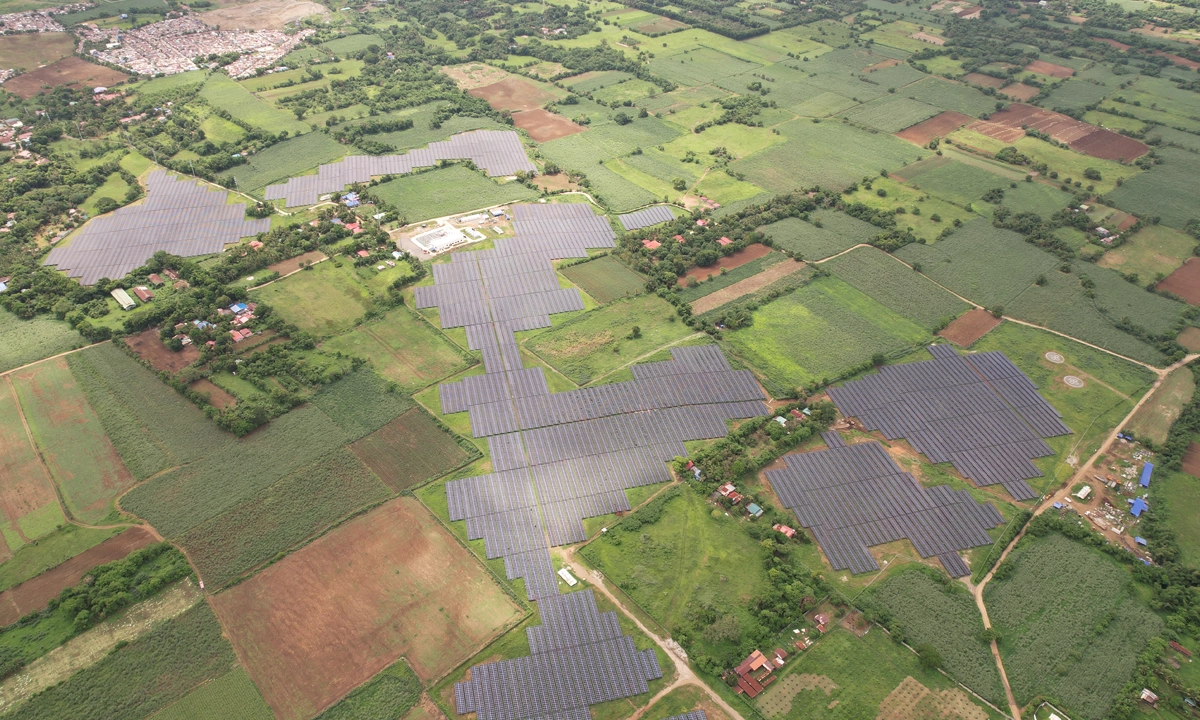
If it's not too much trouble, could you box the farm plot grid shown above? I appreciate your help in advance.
[43,171,269,286]
[414,202,768,720]
[828,345,1071,501]
[264,130,536,207]
[767,433,1003,576]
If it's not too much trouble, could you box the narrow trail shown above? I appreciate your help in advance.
[0,340,110,379]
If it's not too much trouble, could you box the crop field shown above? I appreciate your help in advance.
[593,79,660,105]
[1155,469,1200,568]
[841,177,974,243]
[212,497,522,720]
[349,408,472,492]
[732,119,923,192]
[0,310,83,374]
[221,132,347,193]
[560,256,648,303]
[1125,365,1195,444]
[526,294,695,385]
[894,219,1058,308]
[0,380,62,560]
[179,448,391,587]
[947,128,1134,195]
[4,56,128,98]
[759,211,877,261]
[321,32,385,55]
[371,166,537,223]
[9,358,134,524]
[985,534,1162,720]
[199,73,308,135]
[906,161,1074,220]
[649,47,762,87]
[723,275,930,388]
[621,147,701,188]
[321,305,470,393]
[315,658,422,720]
[679,251,786,302]
[1106,147,1200,230]
[0,523,118,593]
[0,31,73,70]
[6,603,235,720]
[824,247,970,330]
[149,668,273,720]
[1042,80,1113,112]
[254,261,374,336]
[690,260,809,315]
[840,96,940,133]
[579,488,771,660]
[864,568,1003,704]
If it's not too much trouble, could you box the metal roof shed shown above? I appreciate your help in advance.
[110,288,136,310]
[1140,462,1154,488]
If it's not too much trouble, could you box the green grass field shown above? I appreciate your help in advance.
[947,128,1135,196]
[221,132,347,193]
[1155,468,1200,569]
[1106,148,1200,230]
[839,96,940,133]
[986,533,1162,720]
[320,305,470,393]
[907,161,1076,221]
[315,658,422,720]
[349,407,473,492]
[0,524,118,592]
[824,246,970,330]
[149,668,273,720]
[0,382,63,554]
[841,176,975,243]
[370,166,537,223]
[1098,224,1196,282]
[1126,365,1194,444]
[0,309,84,374]
[902,76,998,118]
[759,211,878,261]
[526,294,695,385]
[560,256,648,304]
[722,275,930,388]
[253,262,374,336]
[199,73,308,136]
[81,172,133,215]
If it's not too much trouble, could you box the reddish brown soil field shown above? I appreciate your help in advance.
[0,383,56,563]
[532,173,579,192]
[1000,83,1040,101]
[980,103,1149,160]
[864,58,902,72]
[1152,50,1200,70]
[963,72,1007,88]
[969,120,1025,143]
[266,250,325,277]
[212,497,523,720]
[126,328,200,374]
[0,526,155,626]
[5,57,128,99]
[1157,257,1200,304]
[469,77,558,112]
[512,108,586,142]
[690,259,806,314]
[678,243,772,285]
[938,308,1001,346]
[1025,60,1075,78]
[1093,37,1131,50]
[1070,128,1150,161]
[1178,326,1200,352]
[1183,441,1200,478]
[896,111,974,146]
[1115,213,1139,231]
[189,379,236,409]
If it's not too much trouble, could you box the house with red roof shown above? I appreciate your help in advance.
[642,239,661,249]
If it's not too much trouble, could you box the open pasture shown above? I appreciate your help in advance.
[370,166,538,224]
[349,408,472,492]
[560,255,648,304]
[905,160,1075,219]
[321,32,385,55]
[253,260,374,336]
[986,534,1162,720]
[4,57,128,98]
[1125,364,1194,444]
[199,73,308,135]
[759,211,878,261]
[320,305,470,393]
[947,128,1134,195]
[0,32,73,70]
[10,357,135,525]
[212,497,522,720]
[1098,224,1195,281]
[722,275,930,388]
[823,246,969,330]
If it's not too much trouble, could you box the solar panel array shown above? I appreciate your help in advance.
[767,439,1004,577]
[44,171,270,285]
[431,203,768,720]
[617,205,675,231]
[827,345,1070,501]
[264,130,537,207]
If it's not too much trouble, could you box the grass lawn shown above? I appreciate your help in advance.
[80,172,133,215]
[1097,224,1196,281]
[370,166,538,223]
[320,305,471,393]
[525,294,695,385]
[722,275,931,390]
[253,262,373,337]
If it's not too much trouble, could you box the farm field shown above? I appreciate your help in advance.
[0,380,61,561]
[679,251,786,300]
[349,408,472,492]
[9,357,135,524]
[253,261,374,336]
[1154,468,1200,569]
[560,256,647,304]
[939,308,1000,347]
[148,668,274,720]
[220,132,348,193]
[823,247,969,330]
[370,166,538,223]
[985,533,1162,720]
[320,305,470,393]
[722,275,930,389]
[199,73,308,135]
[211,497,523,720]
[3,57,128,98]
[313,658,422,720]
[526,294,695,385]
[0,32,73,70]
[690,260,808,315]
[0,524,118,593]
[758,212,878,261]
[1125,365,1195,445]
[0,310,83,374]
[1097,224,1196,282]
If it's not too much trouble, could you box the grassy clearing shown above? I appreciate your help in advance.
[560,256,648,304]
[947,128,1135,196]
[840,176,975,243]
[220,132,346,193]
[0,309,84,374]
[149,668,273,720]
[253,261,373,336]
[1125,365,1194,444]
[1098,225,1196,282]
[759,211,877,261]
[349,408,473,492]
[199,73,308,136]
[0,524,118,592]
[371,166,537,222]
[80,172,132,215]
[906,160,1075,220]
[320,305,470,393]
[824,246,969,329]
[526,294,694,385]
[1154,469,1200,569]
[986,533,1162,720]
[722,275,930,389]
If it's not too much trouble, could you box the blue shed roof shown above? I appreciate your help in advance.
[1140,462,1154,488]
[1131,498,1148,517]
[1135,536,1147,545]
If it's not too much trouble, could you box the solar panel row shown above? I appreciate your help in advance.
[44,171,269,285]
[264,130,537,206]
[617,205,676,231]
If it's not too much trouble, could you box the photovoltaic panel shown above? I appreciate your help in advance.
[617,205,676,231]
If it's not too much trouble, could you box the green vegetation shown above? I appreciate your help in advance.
[199,73,308,136]
[986,532,1162,720]
[7,603,235,720]
[315,658,422,720]
[254,261,375,337]
[758,211,877,261]
[0,310,84,374]
[370,166,537,223]
[220,132,348,193]
[722,275,930,389]
[1097,224,1196,282]
[839,96,939,133]
[149,668,274,720]
[0,525,118,592]
[526,294,695,385]
[350,408,475,492]
[823,246,969,330]
[1153,469,1200,569]
[561,256,649,304]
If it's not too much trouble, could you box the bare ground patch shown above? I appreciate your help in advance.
[758,673,838,717]
[126,328,200,374]
[189,379,237,409]
[469,77,559,112]
[1178,326,1200,352]
[690,259,806,314]
[442,62,510,91]
[265,250,326,277]
[4,57,128,99]
[198,0,327,30]
[1024,60,1075,78]
[938,308,1000,347]
[1157,257,1200,304]
[679,243,772,285]
[963,73,1007,88]
[896,111,974,146]
[512,108,586,142]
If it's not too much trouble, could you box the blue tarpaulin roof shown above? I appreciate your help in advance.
[1053,502,1063,509]
[1140,462,1154,488]
[1135,536,1147,545]
[1131,498,1148,517]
